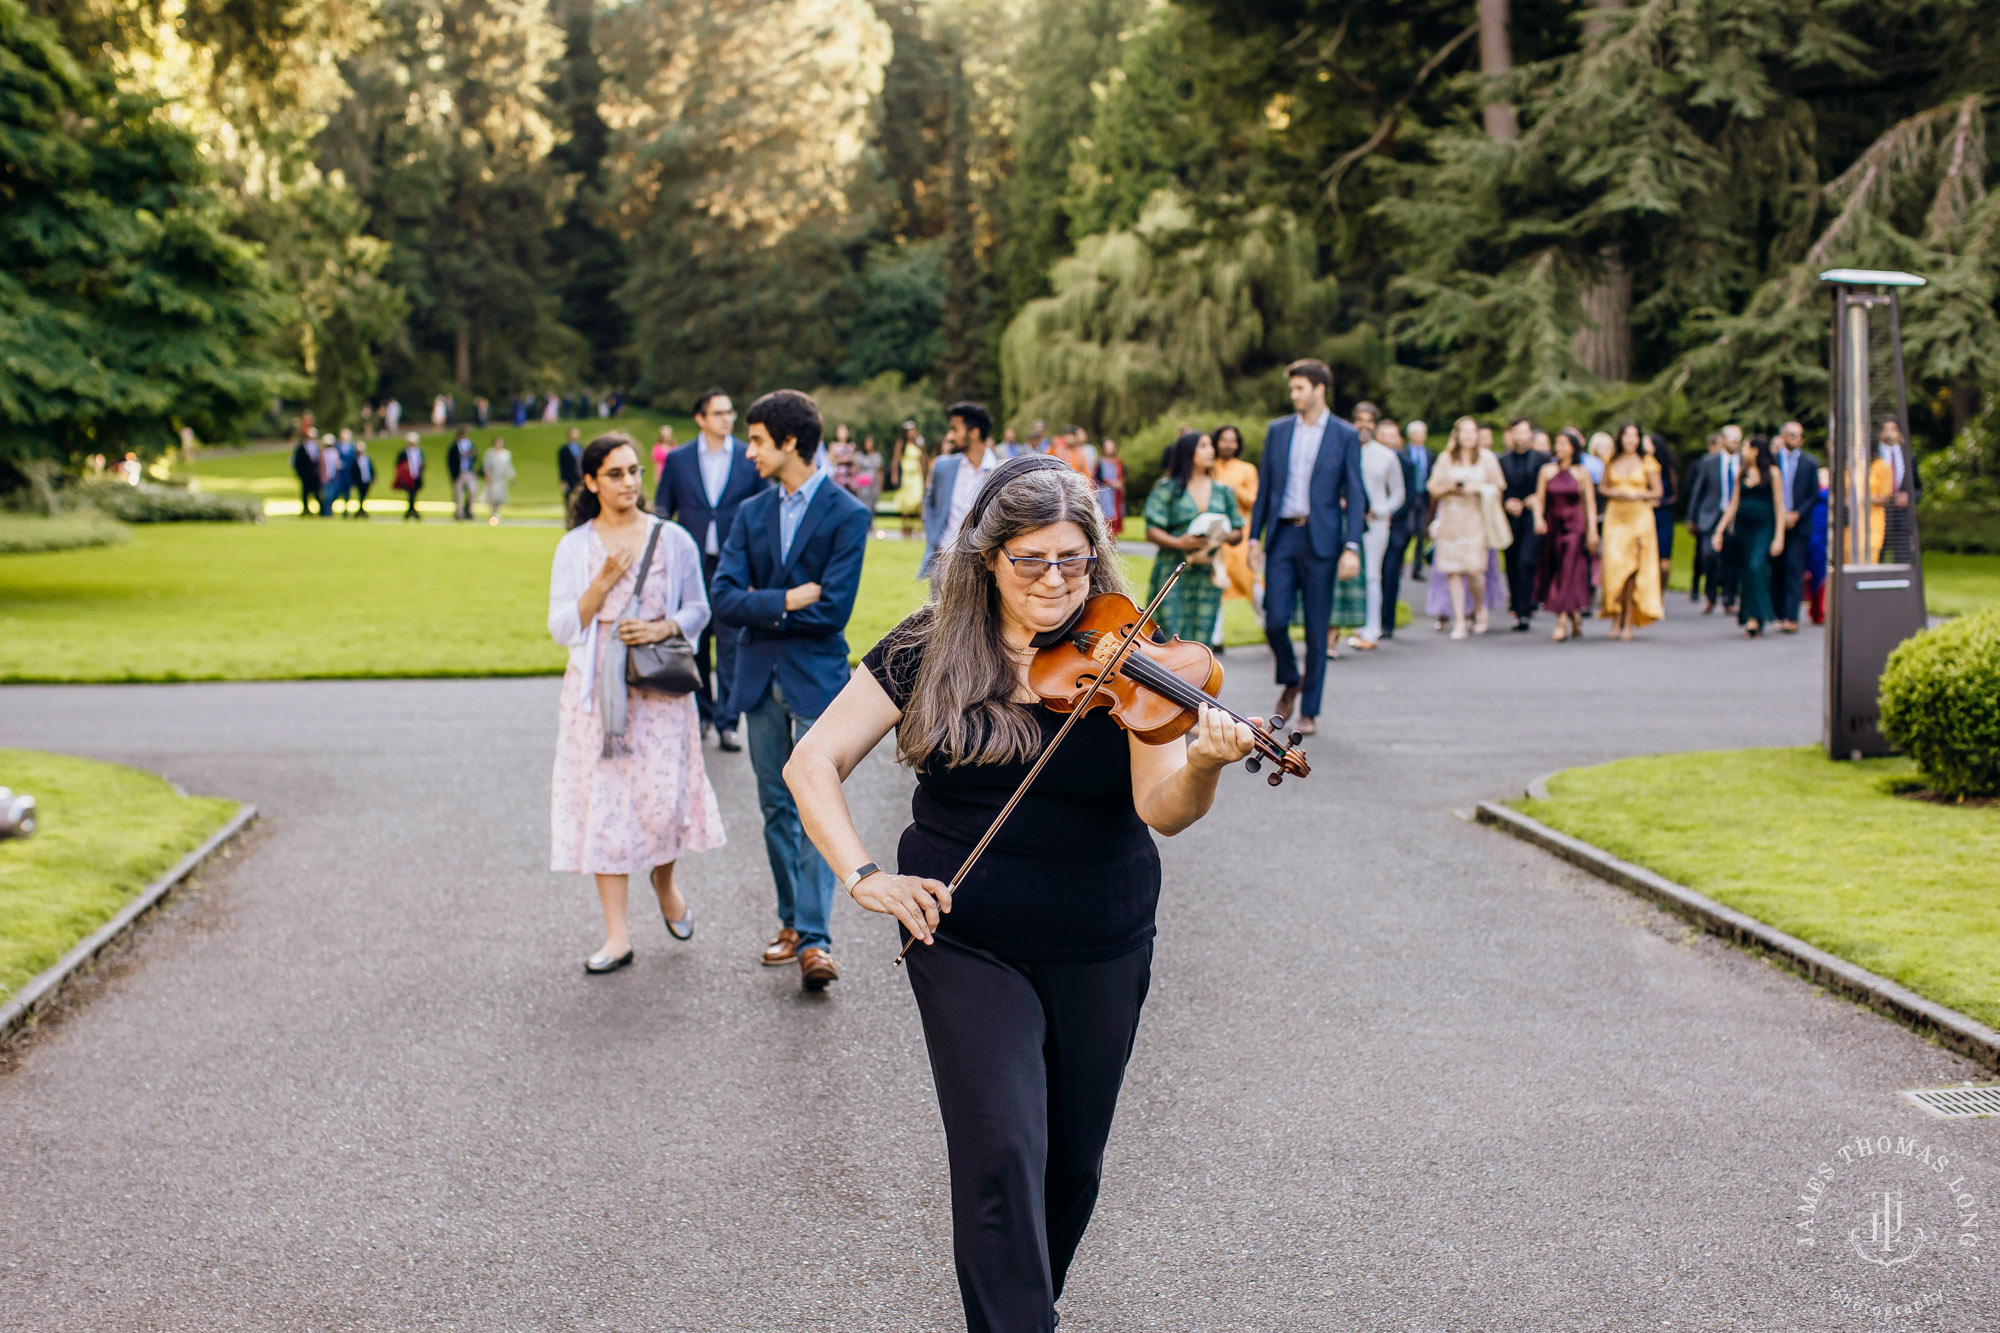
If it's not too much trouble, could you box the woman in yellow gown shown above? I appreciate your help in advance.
[1211,424,1259,605]
[1598,422,1664,640]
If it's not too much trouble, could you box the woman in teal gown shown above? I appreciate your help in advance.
[1144,430,1243,645]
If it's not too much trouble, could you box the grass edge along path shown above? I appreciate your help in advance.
[0,749,238,1004]
[1517,746,2000,1031]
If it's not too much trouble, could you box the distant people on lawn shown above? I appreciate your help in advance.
[482,435,516,526]
[653,389,764,752]
[548,433,724,975]
[447,428,479,521]
[394,432,425,521]
[348,436,375,518]
[559,427,585,508]
[317,430,344,517]
[382,398,402,436]
[291,429,323,516]
[889,422,927,540]
[650,425,675,484]
[712,388,871,992]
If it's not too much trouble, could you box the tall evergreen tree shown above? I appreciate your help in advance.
[991,0,1144,327]
[547,0,631,387]
[0,0,299,472]
[938,51,986,400]
[319,0,584,402]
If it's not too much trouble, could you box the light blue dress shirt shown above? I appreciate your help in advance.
[696,436,734,554]
[778,467,828,563]
[1279,411,1329,518]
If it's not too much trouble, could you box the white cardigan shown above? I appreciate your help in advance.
[548,517,710,707]
[1360,440,1407,526]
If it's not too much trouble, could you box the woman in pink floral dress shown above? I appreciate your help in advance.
[548,435,725,973]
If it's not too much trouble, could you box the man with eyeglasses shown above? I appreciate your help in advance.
[655,389,767,751]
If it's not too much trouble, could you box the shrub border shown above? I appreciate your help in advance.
[0,804,258,1052]
[1475,798,2000,1073]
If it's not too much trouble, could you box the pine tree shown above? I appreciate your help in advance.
[318,0,584,402]
[938,51,986,401]
[547,0,631,388]
[0,0,299,472]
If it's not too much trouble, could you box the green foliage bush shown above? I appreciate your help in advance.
[0,511,130,554]
[1119,406,1268,510]
[1879,608,2000,799]
[79,482,262,524]
[809,372,946,451]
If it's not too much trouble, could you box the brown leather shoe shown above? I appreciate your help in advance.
[799,947,839,991]
[1273,685,1299,725]
[761,927,800,967]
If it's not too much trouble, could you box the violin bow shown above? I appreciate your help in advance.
[894,560,1191,965]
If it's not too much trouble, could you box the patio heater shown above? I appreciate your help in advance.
[1819,269,1927,759]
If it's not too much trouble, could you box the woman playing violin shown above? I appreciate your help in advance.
[784,455,1256,1332]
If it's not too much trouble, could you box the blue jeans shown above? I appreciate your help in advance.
[743,680,837,953]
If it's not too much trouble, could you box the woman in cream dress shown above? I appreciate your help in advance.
[1425,416,1505,639]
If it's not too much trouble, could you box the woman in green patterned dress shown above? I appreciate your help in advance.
[1144,430,1244,645]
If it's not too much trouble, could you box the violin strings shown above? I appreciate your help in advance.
[1072,632,1288,762]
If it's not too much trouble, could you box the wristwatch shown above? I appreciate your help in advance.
[842,862,882,896]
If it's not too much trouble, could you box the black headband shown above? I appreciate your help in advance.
[962,454,1076,536]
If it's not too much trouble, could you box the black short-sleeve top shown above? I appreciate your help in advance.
[861,611,1161,963]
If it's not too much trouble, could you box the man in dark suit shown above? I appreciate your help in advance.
[290,430,322,515]
[556,427,583,510]
[1683,432,1728,612]
[1497,418,1551,631]
[1377,419,1430,641]
[444,428,478,521]
[655,390,766,751]
[1246,358,1366,736]
[712,389,871,992]
[1771,419,1820,632]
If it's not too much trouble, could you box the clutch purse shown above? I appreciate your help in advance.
[623,520,703,696]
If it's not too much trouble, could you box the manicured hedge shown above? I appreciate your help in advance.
[1880,608,2000,799]
[80,481,261,523]
[0,511,129,554]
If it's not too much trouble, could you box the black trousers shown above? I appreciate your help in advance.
[1503,511,1540,618]
[694,552,740,729]
[298,475,319,515]
[401,486,421,520]
[1379,519,1419,639]
[1773,521,1807,622]
[906,932,1152,1333]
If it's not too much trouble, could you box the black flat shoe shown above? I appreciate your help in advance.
[664,905,693,941]
[584,949,634,974]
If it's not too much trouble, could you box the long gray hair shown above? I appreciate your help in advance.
[891,458,1130,769]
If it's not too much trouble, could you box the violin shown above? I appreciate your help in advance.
[1029,592,1311,783]
[894,561,1308,965]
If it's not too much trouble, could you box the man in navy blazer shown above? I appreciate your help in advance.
[712,390,871,992]
[1246,358,1366,735]
[919,401,998,575]
[655,389,768,749]
[1770,419,1822,632]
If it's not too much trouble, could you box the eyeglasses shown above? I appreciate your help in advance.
[999,549,1098,581]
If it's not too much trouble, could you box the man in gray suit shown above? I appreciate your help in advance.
[920,401,997,576]
[1683,429,1739,614]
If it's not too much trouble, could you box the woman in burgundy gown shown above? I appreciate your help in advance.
[1532,428,1599,641]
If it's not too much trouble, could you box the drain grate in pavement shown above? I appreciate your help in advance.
[1901,1085,2000,1118]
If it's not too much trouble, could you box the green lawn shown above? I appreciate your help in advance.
[183,414,693,519]
[0,749,238,1004]
[1519,746,2000,1029]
